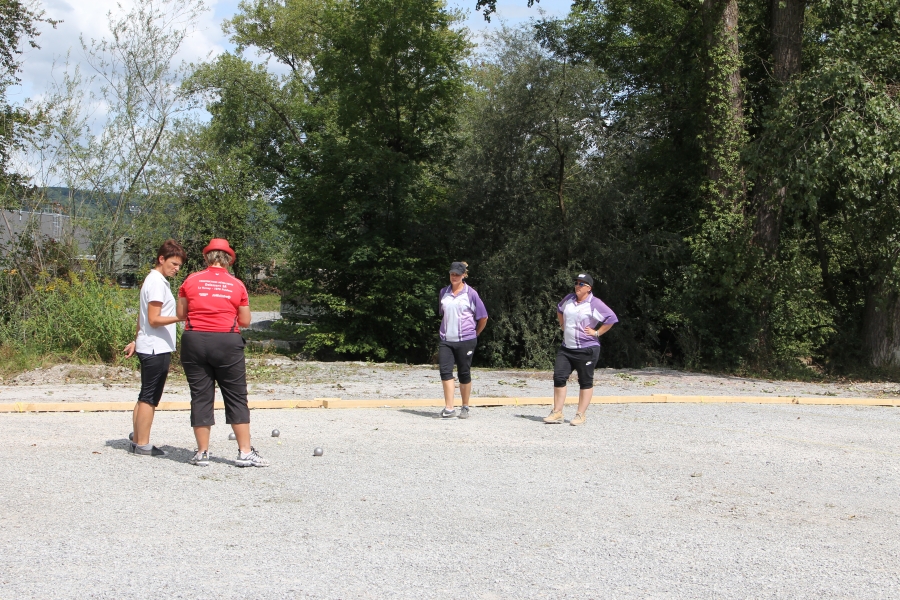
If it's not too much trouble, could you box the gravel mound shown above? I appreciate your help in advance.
[3,359,900,404]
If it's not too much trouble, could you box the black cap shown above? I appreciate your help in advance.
[449,262,467,275]
[575,273,594,287]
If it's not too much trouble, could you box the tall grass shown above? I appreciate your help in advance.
[0,269,137,362]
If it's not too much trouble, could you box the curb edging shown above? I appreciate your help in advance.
[1,394,898,413]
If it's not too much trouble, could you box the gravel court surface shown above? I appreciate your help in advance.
[2,403,900,599]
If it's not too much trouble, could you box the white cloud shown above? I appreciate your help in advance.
[12,0,231,105]
[11,0,571,113]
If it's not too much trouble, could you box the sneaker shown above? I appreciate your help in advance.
[543,410,564,424]
[440,408,457,418]
[130,443,166,456]
[570,413,587,426]
[189,450,210,466]
[235,447,270,468]
[458,406,470,419]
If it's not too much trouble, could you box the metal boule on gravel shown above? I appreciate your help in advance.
[128,432,133,442]
[228,432,237,441]
[313,447,324,457]
[272,429,280,437]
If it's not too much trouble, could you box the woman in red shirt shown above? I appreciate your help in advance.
[176,238,269,467]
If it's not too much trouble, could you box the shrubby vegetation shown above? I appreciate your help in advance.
[0,268,135,362]
[2,0,900,376]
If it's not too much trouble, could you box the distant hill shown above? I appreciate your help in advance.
[26,187,129,215]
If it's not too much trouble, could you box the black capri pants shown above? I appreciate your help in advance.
[438,338,478,384]
[180,331,250,427]
[553,345,601,390]
[137,351,171,407]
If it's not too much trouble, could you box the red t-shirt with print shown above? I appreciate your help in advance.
[178,266,249,332]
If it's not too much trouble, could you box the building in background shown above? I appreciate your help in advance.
[0,209,139,286]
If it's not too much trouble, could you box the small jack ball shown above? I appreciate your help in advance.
[128,432,133,442]
[272,429,280,438]
[228,432,237,441]
[313,447,324,457]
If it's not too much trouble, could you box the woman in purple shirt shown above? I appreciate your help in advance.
[544,272,618,426]
[438,261,488,418]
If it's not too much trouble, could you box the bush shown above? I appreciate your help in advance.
[0,268,137,362]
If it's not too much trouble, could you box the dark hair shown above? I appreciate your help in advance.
[156,239,187,263]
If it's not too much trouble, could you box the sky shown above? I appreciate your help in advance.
[11,0,574,109]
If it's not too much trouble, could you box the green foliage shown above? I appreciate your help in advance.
[33,0,205,273]
[195,0,469,361]
[0,0,54,184]
[748,0,900,367]
[299,247,439,359]
[128,121,284,287]
[4,0,895,375]
[448,26,679,368]
[0,268,136,361]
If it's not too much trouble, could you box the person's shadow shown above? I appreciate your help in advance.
[398,408,445,419]
[514,414,547,423]
[104,438,233,465]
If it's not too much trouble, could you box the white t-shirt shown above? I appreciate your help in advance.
[135,269,177,354]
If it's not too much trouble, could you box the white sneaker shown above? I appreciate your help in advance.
[235,447,269,467]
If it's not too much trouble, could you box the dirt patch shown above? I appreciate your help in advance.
[11,364,141,385]
[3,359,900,403]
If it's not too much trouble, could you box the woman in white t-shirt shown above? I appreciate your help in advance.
[123,240,187,456]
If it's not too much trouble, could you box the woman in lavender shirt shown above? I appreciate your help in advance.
[544,272,617,426]
[438,262,488,419]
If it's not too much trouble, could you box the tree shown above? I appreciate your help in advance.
[0,0,54,185]
[453,25,685,368]
[36,0,205,273]
[748,0,806,258]
[195,0,469,360]
[763,0,900,367]
[174,123,282,285]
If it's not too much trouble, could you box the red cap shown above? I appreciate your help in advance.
[202,238,235,261]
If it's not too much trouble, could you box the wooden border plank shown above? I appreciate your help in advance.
[2,395,899,413]
[322,399,442,408]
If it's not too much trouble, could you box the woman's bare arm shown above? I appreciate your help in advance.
[147,301,182,328]
[237,305,252,328]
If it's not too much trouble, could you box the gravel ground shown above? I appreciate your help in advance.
[2,403,899,599]
[2,358,899,405]
[3,311,897,404]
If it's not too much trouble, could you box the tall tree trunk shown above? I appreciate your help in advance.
[771,0,805,82]
[702,0,745,209]
[751,0,806,257]
[863,284,900,367]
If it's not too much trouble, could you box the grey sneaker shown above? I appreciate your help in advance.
[458,406,470,419]
[235,447,269,467]
[189,450,210,466]
[440,408,457,418]
[130,443,166,457]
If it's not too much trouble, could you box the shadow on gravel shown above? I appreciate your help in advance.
[103,439,233,465]
[398,409,442,419]
[514,414,547,422]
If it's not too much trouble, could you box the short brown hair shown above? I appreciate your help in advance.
[156,239,187,263]
[204,250,233,266]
